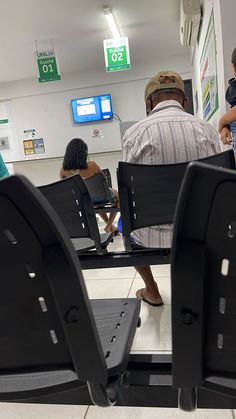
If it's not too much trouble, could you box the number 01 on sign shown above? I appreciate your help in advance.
[103,37,131,72]
[36,50,61,82]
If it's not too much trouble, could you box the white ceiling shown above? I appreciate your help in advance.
[0,0,189,83]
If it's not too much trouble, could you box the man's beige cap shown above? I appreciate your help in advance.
[145,71,185,100]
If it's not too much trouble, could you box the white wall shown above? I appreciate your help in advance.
[191,0,224,131]
[5,0,236,186]
[13,151,122,188]
[191,0,236,131]
[218,0,236,94]
[0,54,191,101]
[1,53,191,185]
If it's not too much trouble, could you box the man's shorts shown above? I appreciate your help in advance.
[130,235,171,256]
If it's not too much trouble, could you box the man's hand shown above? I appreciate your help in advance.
[220,126,232,145]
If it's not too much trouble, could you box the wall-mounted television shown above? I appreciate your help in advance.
[71,94,113,124]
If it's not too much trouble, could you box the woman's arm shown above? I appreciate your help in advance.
[218,105,236,133]
[59,167,64,179]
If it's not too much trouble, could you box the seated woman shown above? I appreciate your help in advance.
[60,138,118,234]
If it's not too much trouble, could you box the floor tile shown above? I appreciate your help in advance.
[83,266,136,280]
[131,303,172,352]
[86,406,233,419]
[129,276,171,304]
[0,403,88,419]
[106,235,124,251]
[85,278,133,299]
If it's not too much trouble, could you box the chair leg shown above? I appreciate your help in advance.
[178,387,197,411]
[87,377,120,407]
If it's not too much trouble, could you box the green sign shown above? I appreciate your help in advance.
[103,37,131,72]
[36,50,61,82]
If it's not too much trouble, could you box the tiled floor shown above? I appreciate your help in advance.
[86,406,234,419]
[0,404,233,419]
[0,228,234,418]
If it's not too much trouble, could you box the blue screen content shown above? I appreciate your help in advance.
[71,94,113,124]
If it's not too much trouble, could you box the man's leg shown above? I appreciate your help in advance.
[135,265,163,305]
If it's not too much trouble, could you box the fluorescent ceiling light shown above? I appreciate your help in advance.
[103,6,121,38]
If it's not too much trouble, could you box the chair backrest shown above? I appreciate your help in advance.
[200,148,236,168]
[102,168,112,188]
[39,174,104,253]
[118,150,236,250]
[0,175,106,393]
[84,171,113,204]
[171,161,236,409]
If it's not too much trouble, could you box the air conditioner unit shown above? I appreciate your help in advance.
[180,0,201,47]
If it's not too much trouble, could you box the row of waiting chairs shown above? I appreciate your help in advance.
[39,173,114,255]
[0,150,236,410]
[1,160,236,409]
[0,174,141,407]
[40,150,235,263]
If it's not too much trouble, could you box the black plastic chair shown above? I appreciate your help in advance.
[39,174,113,255]
[0,174,141,406]
[84,171,119,214]
[102,168,112,188]
[171,161,236,411]
[118,150,236,251]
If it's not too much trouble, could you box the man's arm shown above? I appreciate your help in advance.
[122,133,128,161]
[205,123,221,153]
[122,129,139,163]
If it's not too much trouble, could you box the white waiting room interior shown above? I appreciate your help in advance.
[0,0,236,417]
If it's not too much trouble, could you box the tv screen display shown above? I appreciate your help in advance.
[71,94,113,124]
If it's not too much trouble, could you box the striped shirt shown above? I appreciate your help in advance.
[122,100,221,248]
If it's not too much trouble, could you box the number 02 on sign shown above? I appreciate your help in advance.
[36,50,61,82]
[103,37,131,72]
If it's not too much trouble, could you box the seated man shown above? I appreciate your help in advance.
[122,71,221,306]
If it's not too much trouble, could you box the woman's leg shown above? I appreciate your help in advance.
[95,188,119,233]
[104,211,118,232]
[105,189,119,233]
[99,213,109,224]
[98,212,118,233]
